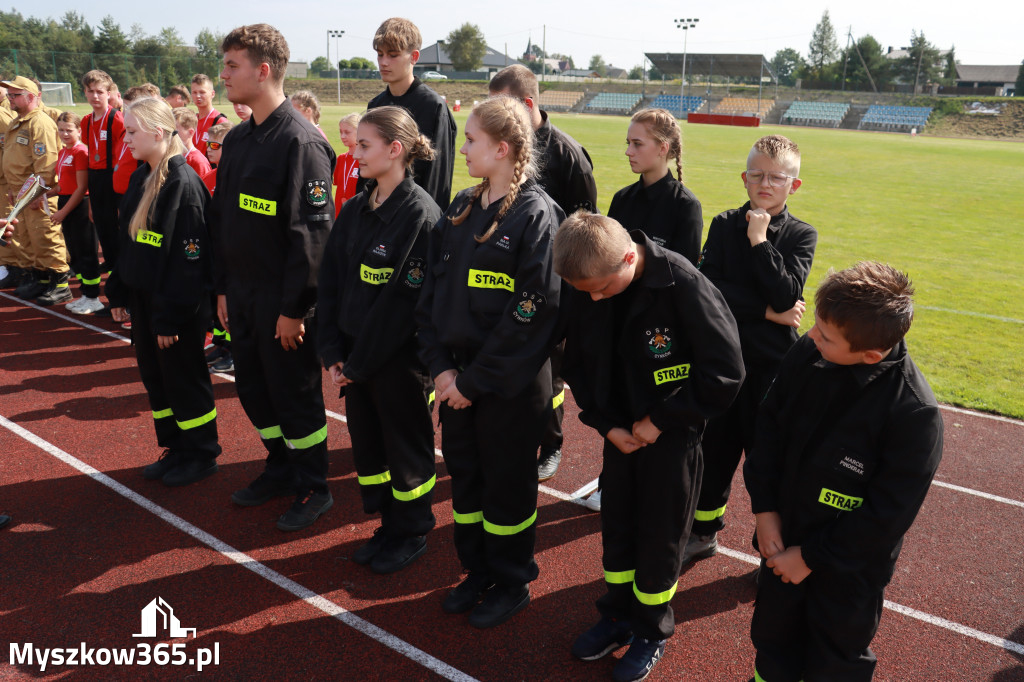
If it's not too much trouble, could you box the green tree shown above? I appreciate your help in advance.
[446,23,487,71]
[349,56,374,70]
[589,54,607,77]
[311,56,331,73]
[770,47,804,86]
[943,45,957,84]
[95,15,129,54]
[194,28,223,59]
[337,58,350,70]
[1016,59,1024,95]
[898,31,942,91]
[628,65,644,80]
[844,35,891,91]
[807,10,838,73]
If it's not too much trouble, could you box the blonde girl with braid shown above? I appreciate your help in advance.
[108,97,221,486]
[416,95,564,629]
[608,108,704,264]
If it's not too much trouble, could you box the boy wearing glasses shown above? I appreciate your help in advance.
[686,135,817,563]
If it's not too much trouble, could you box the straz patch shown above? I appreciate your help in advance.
[645,327,673,359]
[404,258,425,289]
[184,238,201,261]
[468,269,514,292]
[496,235,511,251]
[33,142,46,156]
[136,230,163,248]
[818,488,863,511]
[305,179,329,208]
[513,292,545,324]
[360,264,394,285]
[239,193,276,216]
[653,363,690,386]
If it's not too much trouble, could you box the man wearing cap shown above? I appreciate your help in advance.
[0,85,18,288]
[0,76,70,305]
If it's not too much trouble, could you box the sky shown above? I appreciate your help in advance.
[35,1,1024,72]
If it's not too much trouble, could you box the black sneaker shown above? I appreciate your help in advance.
[442,573,495,614]
[276,490,333,531]
[0,267,24,289]
[680,532,718,566]
[537,448,561,481]
[143,449,181,480]
[162,459,218,487]
[571,616,634,661]
[15,278,46,301]
[468,584,530,629]
[612,637,666,682]
[231,472,296,507]
[0,514,10,530]
[210,353,234,373]
[352,527,391,565]
[205,345,228,365]
[370,535,427,574]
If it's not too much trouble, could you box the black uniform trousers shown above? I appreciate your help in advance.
[131,292,220,461]
[440,362,552,587]
[539,341,566,453]
[692,366,775,536]
[58,195,100,299]
[87,169,118,274]
[598,429,702,641]
[228,286,328,494]
[344,342,436,538]
[751,563,882,681]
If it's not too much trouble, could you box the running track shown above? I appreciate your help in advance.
[1,292,1022,681]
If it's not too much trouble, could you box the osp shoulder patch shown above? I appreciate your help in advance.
[33,142,46,156]
[305,179,329,208]
[645,327,673,359]
[184,238,201,261]
[404,258,425,289]
[513,292,545,324]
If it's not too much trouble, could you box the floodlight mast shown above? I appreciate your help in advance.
[675,18,699,117]
[328,30,345,104]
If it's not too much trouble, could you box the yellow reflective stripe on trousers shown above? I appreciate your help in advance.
[285,425,328,450]
[358,470,392,486]
[467,269,515,292]
[604,569,635,584]
[393,474,436,501]
[552,389,565,410]
[453,510,484,524]
[79,275,102,286]
[258,425,283,440]
[428,390,435,404]
[152,408,174,420]
[483,509,537,536]
[177,408,216,431]
[753,669,767,682]
[633,580,678,606]
[694,504,727,522]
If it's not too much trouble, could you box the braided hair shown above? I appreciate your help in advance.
[631,108,684,181]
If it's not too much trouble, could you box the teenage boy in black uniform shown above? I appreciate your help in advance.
[363,17,456,210]
[211,23,337,531]
[686,134,817,564]
[744,261,943,682]
[488,63,599,481]
[557,212,744,682]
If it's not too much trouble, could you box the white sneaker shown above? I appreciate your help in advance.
[70,296,105,315]
[0,266,7,281]
[583,489,602,512]
[65,297,84,313]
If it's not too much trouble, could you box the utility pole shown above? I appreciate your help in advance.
[328,30,345,104]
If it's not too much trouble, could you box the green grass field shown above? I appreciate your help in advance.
[66,102,1024,418]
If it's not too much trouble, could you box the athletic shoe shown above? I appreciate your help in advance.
[680,532,718,566]
[0,514,11,530]
[0,266,7,281]
[204,332,215,350]
[352,527,391,565]
[205,345,228,365]
[612,637,666,682]
[143,449,182,481]
[121,320,132,330]
[210,353,234,373]
[36,283,73,306]
[162,459,219,487]
[537,448,561,481]
[65,297,85,313]
[276,490,333,531]
[583,489,602,512]
[0,266,25,289]
[370,535,427,574]
[442,573,495,614]
[67,296,105,315]
[15,277,46,301]
[571,617,634,661]
[231,472,296,507]
[468,584,530,629]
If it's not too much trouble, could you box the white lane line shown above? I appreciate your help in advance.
[917,305,1024,325]
[0,415,478,682]
[940,404,1024,426]
[932,480,1024,508]
[570,478,601,499]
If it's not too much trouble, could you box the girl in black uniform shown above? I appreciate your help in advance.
[318,106,440,574]
[608,108,703,264]
[416,95,563,629]
[108,97,220,486]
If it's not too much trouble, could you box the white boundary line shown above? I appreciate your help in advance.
[931,480,1024,509]
[916,305,1024,325]
[0,415,479,682]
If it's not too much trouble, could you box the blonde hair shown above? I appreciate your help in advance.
[373,18,422,53]
[751,134,801,176]
[339,112,361,129]
[172,106,198,131]
[450,96,536,244]
[126,98,186,240]
[81,69,114,91]
[359,106,434,169]
[290,90,321,124]
[207,121,233,141]
[631,108,683,181]
[553,211,632,282]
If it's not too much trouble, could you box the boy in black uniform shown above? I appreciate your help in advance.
[686,135,817,563]
[210,23,337,531]
[744,261,943,682]
[488,63,599,481]
[557,212,744,682]
[363,18,456,210]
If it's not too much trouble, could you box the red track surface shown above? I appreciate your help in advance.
[1,291,1022,681]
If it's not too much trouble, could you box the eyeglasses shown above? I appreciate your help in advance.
[744,170,797,188]
[7,92,28,99]
[207,141,222,151]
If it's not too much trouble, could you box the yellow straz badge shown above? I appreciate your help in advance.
[468,269,514,292]
[653,363,690,386]
[818,488,863,511]
[239,193,277,216]
[136,230,163,247]
[360,264,394,285]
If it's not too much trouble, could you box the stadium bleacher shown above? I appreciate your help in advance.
[537,90,583,110]
[647,95,705,114]
[586,92,642,113]
[858,105,932,130]
[712,97,774,118]
[781,101,850,128]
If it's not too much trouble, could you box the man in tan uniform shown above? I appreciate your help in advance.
[0,94,18,288]
[0,76,70,305]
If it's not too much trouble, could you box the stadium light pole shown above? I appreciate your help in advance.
[328,29,345,104]
[675,18,698,117]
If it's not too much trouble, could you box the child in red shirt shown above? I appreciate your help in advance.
[190,74,227,157]
[172,107,213,178]
[333,112,360,217]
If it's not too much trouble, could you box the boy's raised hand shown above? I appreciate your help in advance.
[607,427,644,454]
[745,207,771,246]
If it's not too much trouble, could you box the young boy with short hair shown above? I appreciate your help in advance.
[81,70,123,279]
[556,212,744,682]
[364,18,455,209]
[172,107,213,178]
[165,84,191,109]
[686,134,818,563]
[743,261,943,682]
[201,121,234,373]
[190,74,227,157]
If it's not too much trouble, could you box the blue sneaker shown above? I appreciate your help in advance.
[612,637,666,682]
[571,616,634,661]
